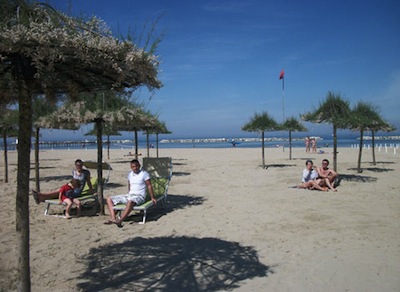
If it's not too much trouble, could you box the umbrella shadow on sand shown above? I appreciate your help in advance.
[77,236,273,291]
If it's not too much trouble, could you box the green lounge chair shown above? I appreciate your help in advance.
[44,161,112,217]
[113,157,172,224]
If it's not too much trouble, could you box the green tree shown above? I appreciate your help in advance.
[281,117,307,160]
[0,2,161,290]
[242,112,279,168]
[301,91,350,172]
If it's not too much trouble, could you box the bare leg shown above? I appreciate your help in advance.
[312,179,328,192]
[64,198,73,219]
[106,197,117,222]
[37,190,60,202]
[73,198,81,217]
[325,178,337,192]
[297,181,314,189]
[115,200,135,227]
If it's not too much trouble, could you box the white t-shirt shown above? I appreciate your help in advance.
[128,170,150,199]
[302,169,318,183]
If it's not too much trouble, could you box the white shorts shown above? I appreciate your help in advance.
[110,194,145,206]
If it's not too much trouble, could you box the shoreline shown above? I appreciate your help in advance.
[2,134,400,149]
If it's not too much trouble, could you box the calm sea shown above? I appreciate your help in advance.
[2,135,399,150]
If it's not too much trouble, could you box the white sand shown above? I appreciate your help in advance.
[1,146,399,291]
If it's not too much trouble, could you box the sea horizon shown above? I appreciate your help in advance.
[2,134,400,151]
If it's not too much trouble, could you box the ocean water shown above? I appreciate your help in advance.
[2,135,399,151]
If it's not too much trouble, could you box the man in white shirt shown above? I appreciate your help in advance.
[105,159,156,227]
[297,159,327,191]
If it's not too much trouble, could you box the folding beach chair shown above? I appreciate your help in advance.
[44,161,112,217]
[113,157,172,224]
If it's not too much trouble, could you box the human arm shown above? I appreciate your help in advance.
[86,170,94,193]
[145,179,156,204]
[316,166,328,179]
[301,169,308,183]
[326,169,338,181]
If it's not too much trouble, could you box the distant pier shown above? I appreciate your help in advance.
[2,140,98,151]
[37,141,97,149]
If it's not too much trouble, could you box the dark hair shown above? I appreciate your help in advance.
[70,178,81,188]
[130,159,140,165]
[305,159,313,165]
[75,159,83,165]
[322,159,329,164]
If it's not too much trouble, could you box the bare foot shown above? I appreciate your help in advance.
[114,220,123,228]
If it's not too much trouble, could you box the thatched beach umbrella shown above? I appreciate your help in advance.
[281,117,307,160]
[349,102,396,171]
[301,92,351,172]
[0,1,161,288]
[242,112,279,169]
[85,124,121,160]
[43,102,152,214]
[114,107,157,159]
[144,120,171,158]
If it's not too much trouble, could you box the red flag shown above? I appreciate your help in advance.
[279,70,284,80]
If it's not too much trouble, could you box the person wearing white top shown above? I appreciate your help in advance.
[297,159,327,191]
[105,159,155,227]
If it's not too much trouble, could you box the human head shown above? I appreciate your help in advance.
[70,178,81,189]
[322,159,329,168]
[305,159,313,169]
[130,159,141,173]
[75,159,83,168]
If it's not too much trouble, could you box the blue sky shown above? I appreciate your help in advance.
[43,0,400,140]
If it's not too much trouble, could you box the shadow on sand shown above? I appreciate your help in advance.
[124,193,206,224]
[264,163,296,169]
[347,167,394,173]
[338,173,378,183]
[77,236,272,291]
[34,174,71,183]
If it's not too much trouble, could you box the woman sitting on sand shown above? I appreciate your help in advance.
[32,159,94,204]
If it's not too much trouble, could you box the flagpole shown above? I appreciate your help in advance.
[282,76,285,122]
[279,69,285,152]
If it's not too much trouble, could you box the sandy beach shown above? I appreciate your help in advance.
[0,146,399,291]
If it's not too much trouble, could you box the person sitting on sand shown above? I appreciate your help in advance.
[316,159,338,192]
[104,159,156,228]
[58,178,82,219]
[32,159,94,204]
[297,159,327,191]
